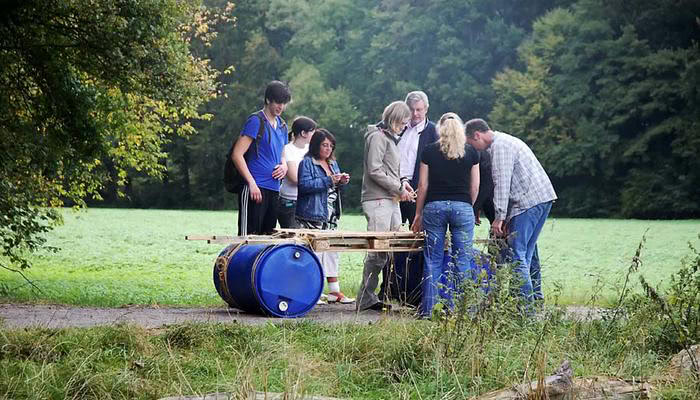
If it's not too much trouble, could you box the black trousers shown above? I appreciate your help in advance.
[379,200,420,305]
[399,200,417,225]
[237,185,279,235]
[277,197,300,229]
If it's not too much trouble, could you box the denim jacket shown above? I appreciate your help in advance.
[296,155,343,222]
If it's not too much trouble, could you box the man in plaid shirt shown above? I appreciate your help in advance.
[465,118,557,310]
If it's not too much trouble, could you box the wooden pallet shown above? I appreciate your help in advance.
[186,229,489,252]
[185,229,425,252]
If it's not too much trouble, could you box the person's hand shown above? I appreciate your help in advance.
[411,214,422,233]
[400,181,416,202]
[399,189,414,202]
[248,183,263,204]
[272,163,287,180]
[338,173,350,185]
[331,174,342,185]
[474,210,482,226]
[402,181,414,195]
[491,219,506,237]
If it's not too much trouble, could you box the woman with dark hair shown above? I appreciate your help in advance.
[296,129,354,304]
[411,112,480,318]
[278,116,317,228]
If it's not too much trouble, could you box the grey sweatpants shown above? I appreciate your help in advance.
[356,199,401,311]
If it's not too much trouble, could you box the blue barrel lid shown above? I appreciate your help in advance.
[252,244,324,318]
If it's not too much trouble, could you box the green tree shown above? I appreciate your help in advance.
[124,0,285,212]
[283,59,363,208]
[490,1,700,217]
[0,0,232,271]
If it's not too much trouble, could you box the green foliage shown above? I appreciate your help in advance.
[124,0,572,211]
[104,0,699,218]
[0,0,232,269]
[626,239,700,357]
[490,0,700,217]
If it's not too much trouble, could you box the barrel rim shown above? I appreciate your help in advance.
[251,243,324,318]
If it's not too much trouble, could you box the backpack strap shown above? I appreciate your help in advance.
[279,117,288,142]
[250,111,286,154]
[249,111,266,158]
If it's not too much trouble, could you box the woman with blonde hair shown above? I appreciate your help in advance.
[356,100,415,312]
[411,112,480,318]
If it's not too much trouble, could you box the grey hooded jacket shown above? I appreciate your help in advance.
[361,124,404,202]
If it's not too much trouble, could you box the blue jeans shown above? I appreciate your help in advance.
[506,201,552,307]
[420,201,475,317]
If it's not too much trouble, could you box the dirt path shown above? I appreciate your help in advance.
[0,303,604,329]
[0,302,413,329]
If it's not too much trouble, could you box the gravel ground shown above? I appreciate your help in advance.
[0,302,412,329]
[0,303,604,329]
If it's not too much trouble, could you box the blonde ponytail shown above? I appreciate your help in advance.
[437,112,466,159]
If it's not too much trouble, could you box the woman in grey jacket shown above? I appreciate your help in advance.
[356,101,416,312]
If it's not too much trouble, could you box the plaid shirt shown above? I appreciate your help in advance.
[488,131,557,221]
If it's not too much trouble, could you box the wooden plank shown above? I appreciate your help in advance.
[185,235,215,241]
[341,246,423,253]
[211,235,236,240]
[192,232,479,243]
[207,238,303,246]
[274,228,423,239]
[369,239,390,249]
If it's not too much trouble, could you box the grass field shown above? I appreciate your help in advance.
[0,208,698,307]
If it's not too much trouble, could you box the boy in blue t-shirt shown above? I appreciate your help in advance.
[231,81,291,235]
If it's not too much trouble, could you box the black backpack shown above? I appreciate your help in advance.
[223,112,287,193]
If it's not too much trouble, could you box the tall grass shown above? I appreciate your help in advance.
[0,208,698,307]
[1,308,697,399]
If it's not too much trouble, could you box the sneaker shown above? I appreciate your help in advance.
[327,292,355,304]
[319,293,328,301]
[316,298,327,305]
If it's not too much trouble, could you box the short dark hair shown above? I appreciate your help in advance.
[264,80,291,105]
[464,118,490,138]
[291,116,317,138]
[308,128,336,160]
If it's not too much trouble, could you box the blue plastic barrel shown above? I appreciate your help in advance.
[213,243,324,318]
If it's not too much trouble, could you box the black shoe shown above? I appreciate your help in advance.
[367,302,392,312]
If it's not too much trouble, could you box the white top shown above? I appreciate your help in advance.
[398,119,426,179]
[279,142,309,200]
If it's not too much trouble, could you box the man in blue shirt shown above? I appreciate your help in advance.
[231,81,291,235]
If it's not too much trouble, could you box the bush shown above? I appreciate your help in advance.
[626,237,700,359]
